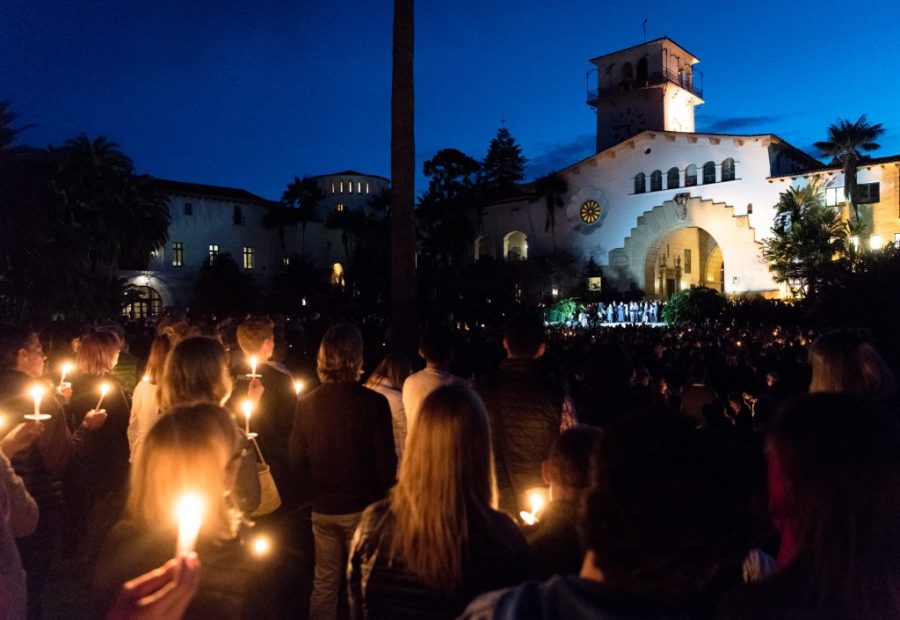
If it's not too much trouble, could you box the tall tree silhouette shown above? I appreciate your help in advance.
[813,115,884,223]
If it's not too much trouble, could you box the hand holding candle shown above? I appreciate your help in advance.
[174,493,205,558]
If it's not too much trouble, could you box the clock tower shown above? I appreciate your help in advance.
[587,38,704,152]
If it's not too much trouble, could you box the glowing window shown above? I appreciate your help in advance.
[172,242,184,267]
[357,182,362,193]
[340,181,344,193]
[208,244,219,261]
[331,183,335,194]
[722,158,736,181]
[685,164,697,187]
[336,203,345,212]
[243,246,254,269]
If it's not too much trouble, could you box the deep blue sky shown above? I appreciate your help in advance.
[3,0,899,200]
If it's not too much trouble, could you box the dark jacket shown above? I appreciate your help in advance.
[524,500,582,580]
[289,381,396,514]
[349,499,530,620]
[476,359,564,513]
[67,374,131,501]
[462,575,715,620]
[92,519,280,620]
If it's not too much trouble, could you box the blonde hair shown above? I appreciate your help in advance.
[365,352,412,391]
[809,331,895,399]
[236,316,274,356]
[126,403,242,542]
[388,385,497,593]
[316,323,363,383]
[160,336,232,411]
[76,330,120,376]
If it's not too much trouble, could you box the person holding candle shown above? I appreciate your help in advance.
[0,323,107,620]
[159,336,261,514]
[65,329,132,551]
[348,384,529,619]
[226,316,297,511]
[127,327,178,461]
[93,403,279,619]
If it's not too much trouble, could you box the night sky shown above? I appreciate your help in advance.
[3,0,899,200]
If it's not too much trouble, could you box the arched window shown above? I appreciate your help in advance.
[722,158,736,182]
[121,286,163,319]
[685,164,698,187]
[667,167,680,189]
[474,236,492,261]
[703,161,717,184]
[634,172,646,194]
[636,57,648,83]
[650,170,662,192]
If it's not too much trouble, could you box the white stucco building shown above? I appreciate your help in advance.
[120,172,390,316]
[480,37,900,298]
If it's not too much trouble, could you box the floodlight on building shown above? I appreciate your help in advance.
[870,235,883,250]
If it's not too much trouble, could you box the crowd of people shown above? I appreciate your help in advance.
[0,310,898,619]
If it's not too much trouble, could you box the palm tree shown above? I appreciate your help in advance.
[281,175,324,257]
[530,172,569,251]
[261,201,296,258]
[762,180,849,298]
[813,115,884,223]
[0,101,34,156]
[391,0,418,355]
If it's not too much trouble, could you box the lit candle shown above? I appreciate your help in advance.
[250,535,271,557]
[518,488,548,526]
[248,355,258,378]
[293,380,303,397]
[241,399,253,436]
[94,383,111,411]
[30,385,44,418]
[142,374,151,383]
[174,493,205,557]
[59,362,74,387]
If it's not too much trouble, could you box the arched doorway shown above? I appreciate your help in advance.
[474,235,493,261]
[503,231,528,260]
[644,227,724,298]
[121,285,163,319]
[607,195,776,296]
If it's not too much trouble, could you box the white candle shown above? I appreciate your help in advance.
[293,380,303,396]
[174,493,205,557]
[59,362,74,387]
[249,355,258,377]
[241,399,253,435]
[94,383,110,411]
[29,385,44,417]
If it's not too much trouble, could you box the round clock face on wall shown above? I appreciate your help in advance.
[612,106,647,141]
[580,200,601,224]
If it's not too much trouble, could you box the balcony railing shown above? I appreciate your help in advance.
[587,68,703,106]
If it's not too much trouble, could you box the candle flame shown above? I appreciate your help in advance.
[29,385,45,400]
[142,374,151,382]
[241,399,253,419]
[251,535,271,557]
[527,488,547,516]
[519,510,537,526]
[174,493,205,557]
[293,380,303,395]
[99,383,110,397]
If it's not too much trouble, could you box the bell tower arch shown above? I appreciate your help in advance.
[587,37,705,151]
